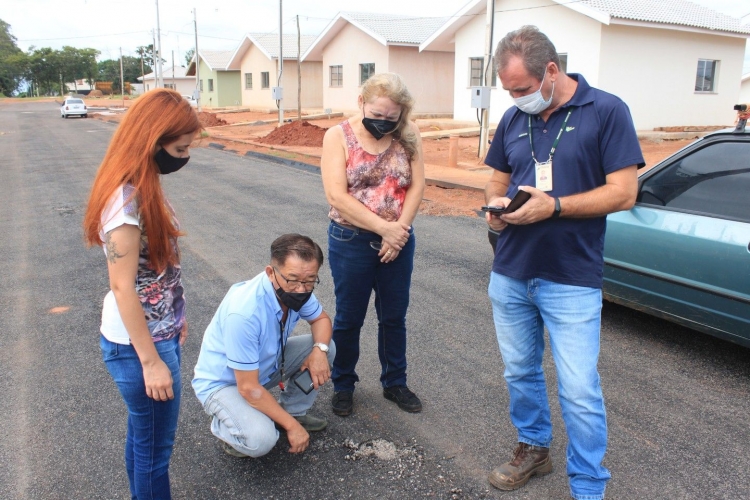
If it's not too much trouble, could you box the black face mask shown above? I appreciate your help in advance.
[154,148,190,175]
[362,106,399,140]
[273,272,312,312]
[274,286,312,312]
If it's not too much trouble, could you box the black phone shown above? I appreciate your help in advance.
[292,369,314,395]
[482,190,532,215]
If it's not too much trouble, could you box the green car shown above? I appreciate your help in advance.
[603,114,750,348]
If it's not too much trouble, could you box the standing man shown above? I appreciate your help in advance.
[484,26,643,500]
[192,234,335,457]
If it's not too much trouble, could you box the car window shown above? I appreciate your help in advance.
[638,141,750,223]
[67,99,84,104]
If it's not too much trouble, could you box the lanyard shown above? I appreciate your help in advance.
[277,318,287,390]
[528,107,574,164]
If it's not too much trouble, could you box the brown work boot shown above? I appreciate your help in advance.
[488,442,552,491]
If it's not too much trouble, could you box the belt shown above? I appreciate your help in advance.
[331,221,376,234]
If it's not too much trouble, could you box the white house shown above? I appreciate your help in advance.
[302,11,454,115]
[741,73,750,103]
[227,33,321,111]
[138,66,196,96]
[422,0,750,130]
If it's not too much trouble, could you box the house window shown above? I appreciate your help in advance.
[199,80,203,91]
[330,65,343,87]
[245,73,252,89]
[164,83,176,90]
[696,59,717,92]
[208,79,214,92]
[359,63,375,85]
[261,72,270,89]
[469,57,496,87]
[558,54,568,74]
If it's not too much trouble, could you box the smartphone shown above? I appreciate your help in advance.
[292,369,314,395]
[482,190,532,215]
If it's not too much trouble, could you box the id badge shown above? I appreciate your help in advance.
[535,160,553,192]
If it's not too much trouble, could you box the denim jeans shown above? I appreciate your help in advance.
[488,273,610,500]
[203,335,335,457]
[101,335,182,500]
[327,221,415,391]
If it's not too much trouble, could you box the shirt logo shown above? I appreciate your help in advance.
[565,126,575,132]
[518,132,528,137]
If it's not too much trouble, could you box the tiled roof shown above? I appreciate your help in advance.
[248,33,318,59]
[579,0,750,34]
[343,11,449,44]
[199,50,235,70]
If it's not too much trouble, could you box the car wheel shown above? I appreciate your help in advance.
[64,114,68,119]
[83,114,88,118]
[61,113,64,118]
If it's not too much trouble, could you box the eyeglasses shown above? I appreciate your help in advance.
[370,241,382,251]
[273,267,320,291]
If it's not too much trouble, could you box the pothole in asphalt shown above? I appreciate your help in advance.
[344,438,401,461]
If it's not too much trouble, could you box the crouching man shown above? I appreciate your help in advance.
[192,234,335,457]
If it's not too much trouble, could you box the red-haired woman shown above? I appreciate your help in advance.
[83,88,201,499]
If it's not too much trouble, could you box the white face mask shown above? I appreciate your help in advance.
[513,67,554,115]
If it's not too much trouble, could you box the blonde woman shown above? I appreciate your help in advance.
[321,73,425,417]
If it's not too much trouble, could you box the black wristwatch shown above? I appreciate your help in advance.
[551,197,561,219]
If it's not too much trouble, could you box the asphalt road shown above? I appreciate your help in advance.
[1,101,749,500]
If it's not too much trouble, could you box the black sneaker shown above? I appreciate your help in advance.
[331,391,354,416]
[383,385,422,413]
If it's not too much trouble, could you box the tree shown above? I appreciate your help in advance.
[0,19,24,96]
[135,44,160,70]
[78,48,100,86]
[98,56,149,93]
[26,47,62,96]
[184,48,195,66]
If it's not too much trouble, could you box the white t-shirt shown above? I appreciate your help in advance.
[100,185,140,344]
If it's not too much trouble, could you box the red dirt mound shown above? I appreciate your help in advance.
[257,120,327,147]
[199,112,227,127]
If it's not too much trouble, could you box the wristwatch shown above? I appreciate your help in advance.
[551,197,561,219]
[313,342,329,353]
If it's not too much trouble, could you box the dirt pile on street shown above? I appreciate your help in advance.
[257,120,327,147]
[198,112,227,127]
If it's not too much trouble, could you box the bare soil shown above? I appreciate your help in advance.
[78,104,695,218]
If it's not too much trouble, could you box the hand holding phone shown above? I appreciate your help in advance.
[482,190,532,215]
[292,369,315,395]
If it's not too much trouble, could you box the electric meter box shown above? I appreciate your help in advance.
[470,86,490,109]
[271,86,283,100]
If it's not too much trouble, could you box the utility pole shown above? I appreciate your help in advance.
[155,0,164,88]
[172,50,175,90]
[277,0,284,125]
[297,14,301,121]
[193,8,201,112]
[140,49,145,93]
[119,47,125,106]
[152,30,158,90]
[478,0,495,159]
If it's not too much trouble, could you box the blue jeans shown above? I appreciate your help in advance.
[488,273,610,500]
[328,221,415,391]
[101,335,182,500]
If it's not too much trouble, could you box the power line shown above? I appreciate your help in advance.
[17,31,148,42]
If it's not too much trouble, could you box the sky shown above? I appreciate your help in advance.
[3,0,749,72]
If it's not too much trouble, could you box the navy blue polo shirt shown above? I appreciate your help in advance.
[484,74,644,289]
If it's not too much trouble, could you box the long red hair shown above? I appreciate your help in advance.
[83,88,202,272]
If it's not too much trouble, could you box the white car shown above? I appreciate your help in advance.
[182,95,198,108]
[61,98,87,118]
